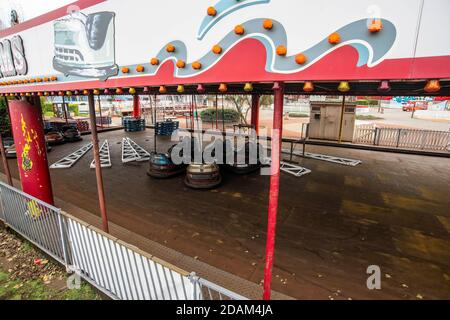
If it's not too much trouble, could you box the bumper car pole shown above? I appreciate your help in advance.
[263,82,284,300]
[133,94,141,118]
[153,94,157,152]
[221,95,225,133]
[251,94,260,136]
[215,95,218,130]
[88,91,109,233]
[62,95,69,124]
[97,95,104,129]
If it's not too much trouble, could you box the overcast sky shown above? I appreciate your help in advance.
[0,0,73,28]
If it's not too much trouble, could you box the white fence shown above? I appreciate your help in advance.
[353,125,450,152]
[0,182,247,300]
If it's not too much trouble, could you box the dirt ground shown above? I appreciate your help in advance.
[0,226,100,300]
[2,129,450,300]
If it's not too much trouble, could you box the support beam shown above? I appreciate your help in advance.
[127,138,151,161]
[133,94,141,118]
[263,82,284,300]
[50,143,93,169]
[251,94,260,135]
[8,97,54,204]
[90,140,111,169]
[88,92,109,233]
[122,138,140,163]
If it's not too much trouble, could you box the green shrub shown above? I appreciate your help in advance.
[356,100,379,106]
[0,97,11,135]
[200,108,240,122]
[356,115,384,120]
[68,104,79,116]
[40,97,54,116]
[288,113,309,118]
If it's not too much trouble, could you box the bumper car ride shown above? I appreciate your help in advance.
[62,126,82,142]
[226,141,266,174]
[5,143,52,158]
[5,144,16,158]
[147,153,186,179]
[184,163,221,189]
[45,130,65,145]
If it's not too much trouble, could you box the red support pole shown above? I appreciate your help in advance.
[8,97,54,204]
[263,82,284,300]
[251,94,260,135]
[132,94,141,118]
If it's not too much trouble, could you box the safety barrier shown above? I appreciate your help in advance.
[0,182,247,300]
[354,125,450,152]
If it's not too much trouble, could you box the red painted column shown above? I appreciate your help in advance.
[132,95,141,118]
[263,82,284,300]
[8,97,54,205]
[251,94,260,135]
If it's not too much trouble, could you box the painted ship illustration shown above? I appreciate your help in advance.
[53,11,118,80]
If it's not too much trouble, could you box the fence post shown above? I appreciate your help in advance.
[373,127,379,146]
[447,131,450,152]
[189,272,200,300]
[396,129,402,148]
[57,211,70,271]
[420,131,427,150]
[0,184,7,225]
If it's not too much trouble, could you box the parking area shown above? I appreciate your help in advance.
[2,129,450,299]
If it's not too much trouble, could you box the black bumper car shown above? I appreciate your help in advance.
[225,141,267,174]
[62,125,82,142]
[45,129,65,145]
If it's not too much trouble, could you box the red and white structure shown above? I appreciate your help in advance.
[1,0,449,299]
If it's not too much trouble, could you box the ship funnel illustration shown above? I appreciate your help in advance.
[53,11,118,80]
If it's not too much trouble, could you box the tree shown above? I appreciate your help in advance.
[260,95,274,108]
[0,97,11,136]
[225,95,251,124]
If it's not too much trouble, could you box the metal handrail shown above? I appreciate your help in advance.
[0,181,246,300]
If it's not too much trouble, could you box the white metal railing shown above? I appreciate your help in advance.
[0,182,246,300]
[353,125,450,152]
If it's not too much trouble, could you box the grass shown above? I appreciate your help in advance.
[356,115,384,120]
[21,241,33,253]
[0,269,101,300]
[0,228,102,300]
